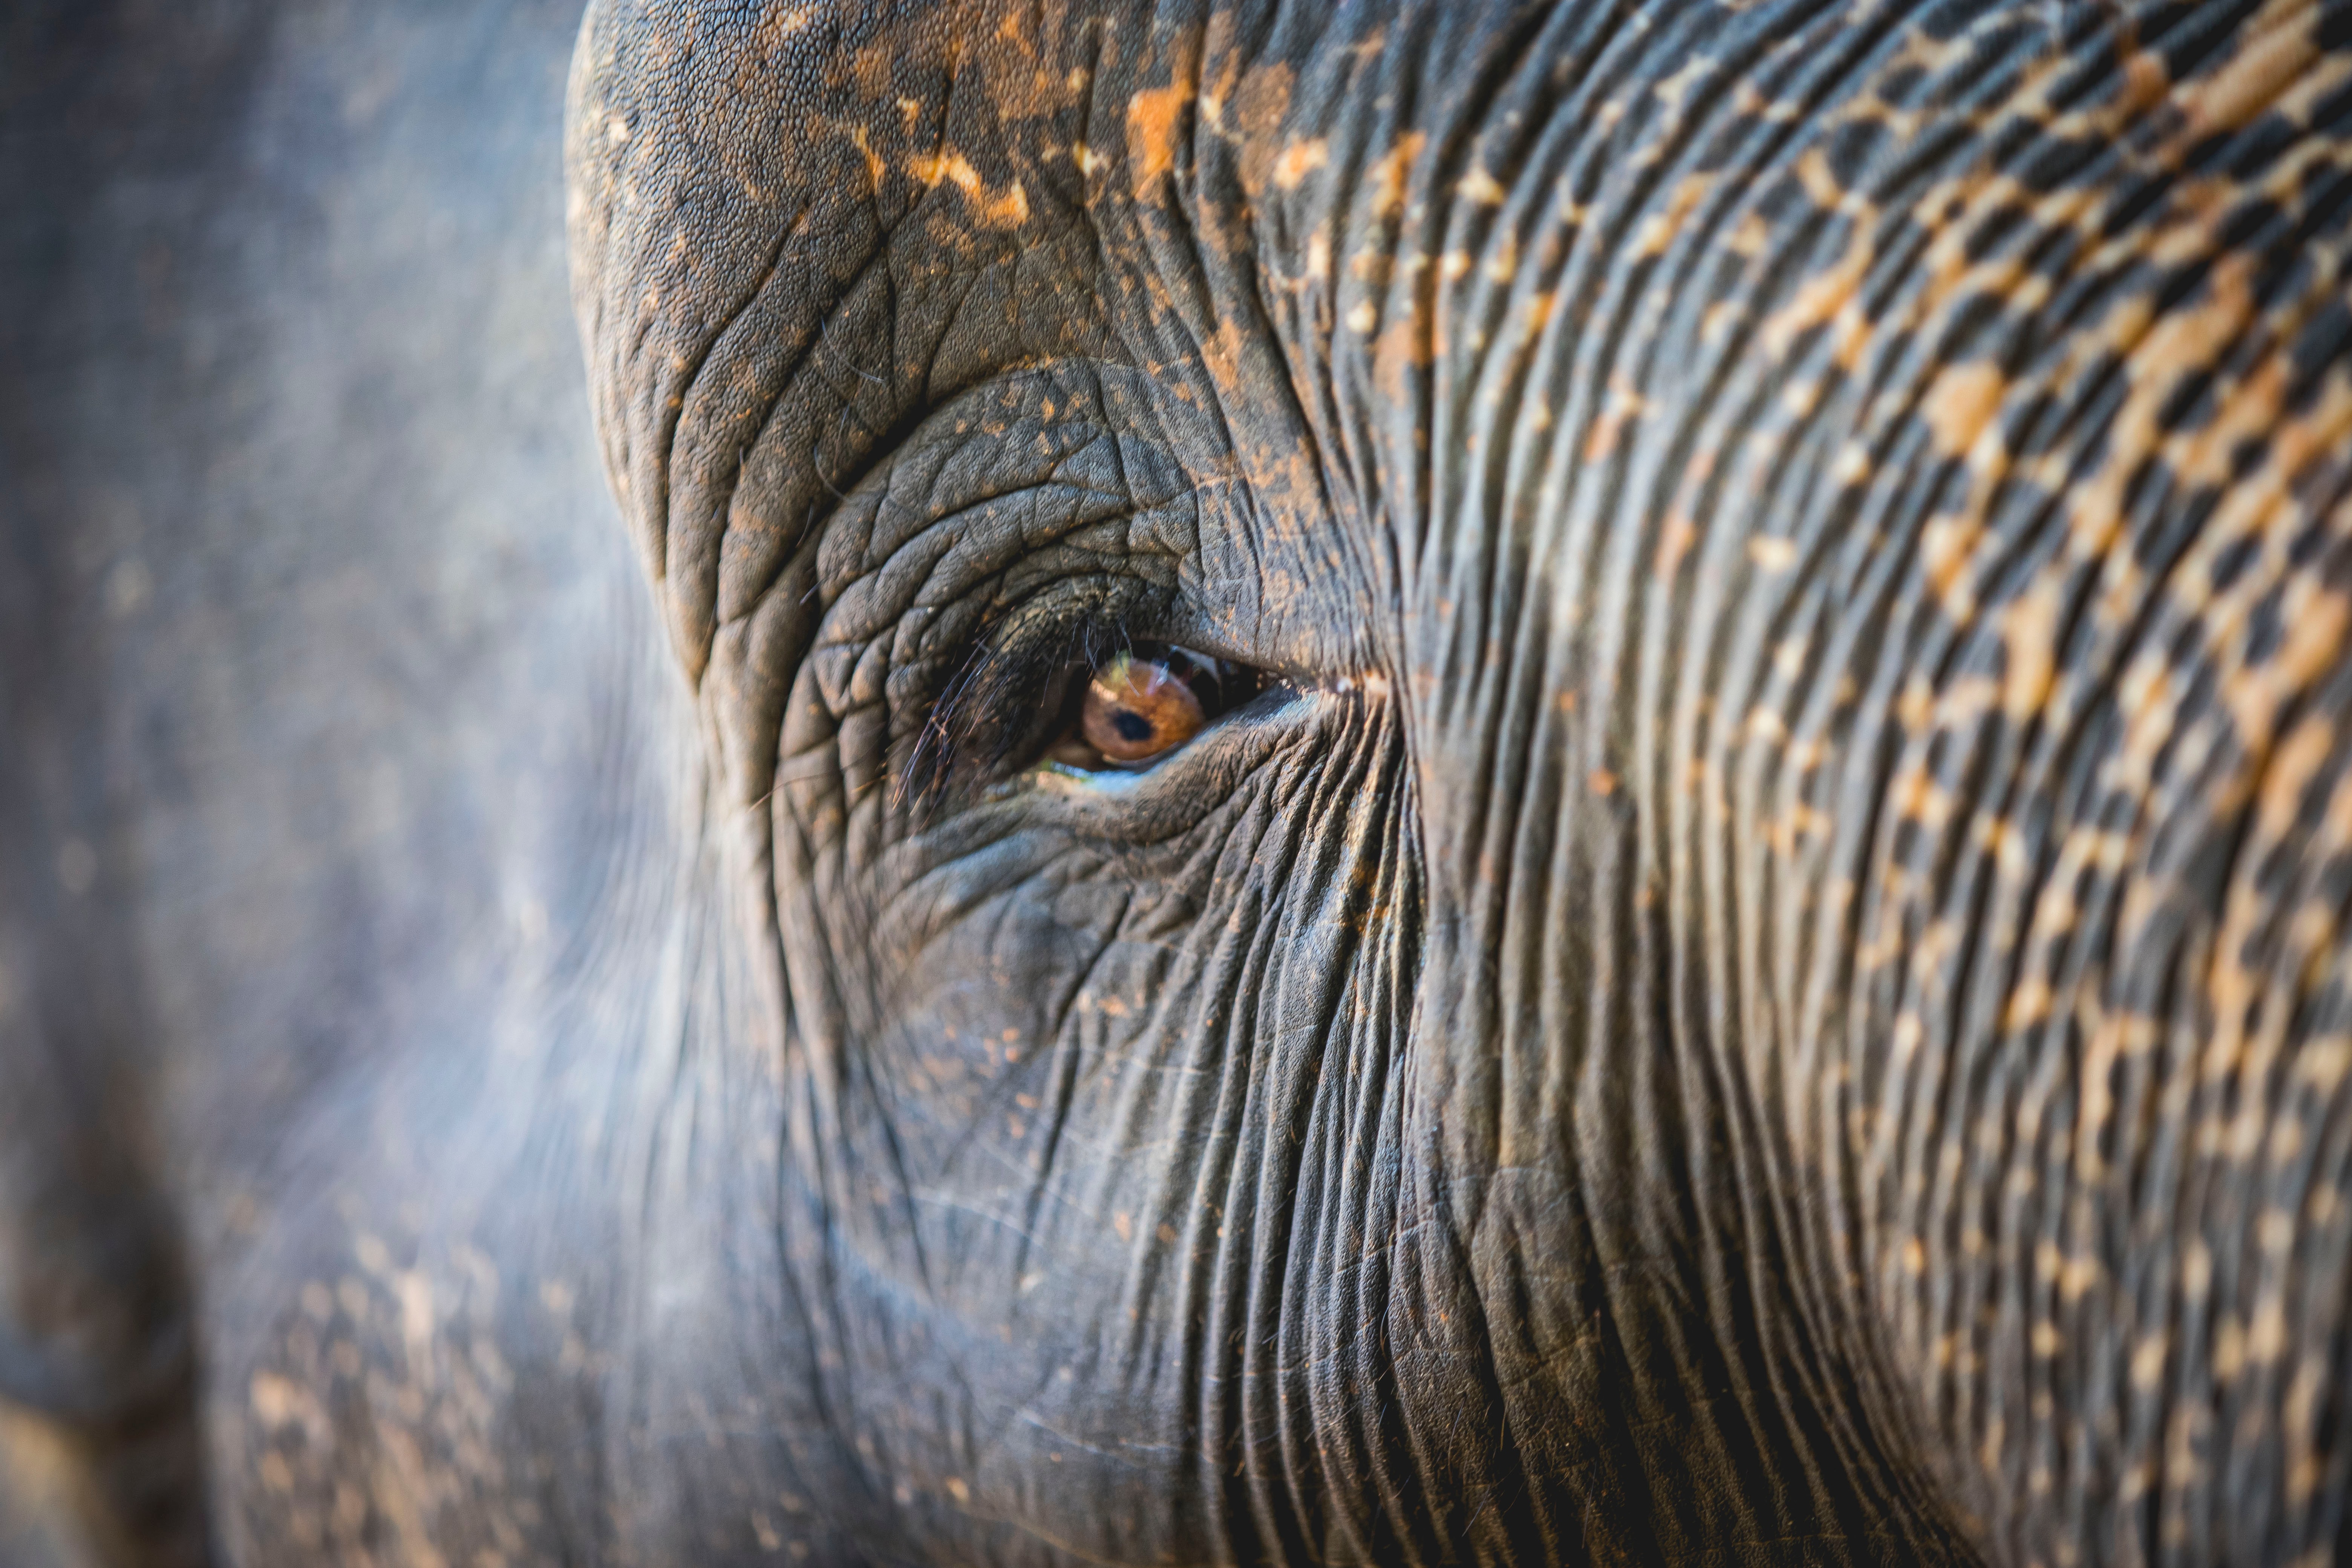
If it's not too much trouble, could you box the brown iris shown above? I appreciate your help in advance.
[1081,652,1206,763]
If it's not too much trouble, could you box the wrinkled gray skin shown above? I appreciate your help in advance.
[11,0,2352,1563]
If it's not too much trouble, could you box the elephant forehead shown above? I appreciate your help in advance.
[567,0,1380,678]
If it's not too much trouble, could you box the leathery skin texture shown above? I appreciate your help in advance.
[9,0,2352,1561]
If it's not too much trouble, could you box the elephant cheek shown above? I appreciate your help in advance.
[779,723,1458,1557]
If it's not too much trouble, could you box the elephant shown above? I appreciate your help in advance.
[9,0,2352,1560]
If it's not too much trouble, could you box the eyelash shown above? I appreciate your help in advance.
[902,627,1264,803]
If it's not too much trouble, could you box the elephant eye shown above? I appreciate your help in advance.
[1043,643,1261,772]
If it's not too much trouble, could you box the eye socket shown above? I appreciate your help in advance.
[1043,642,1263,772]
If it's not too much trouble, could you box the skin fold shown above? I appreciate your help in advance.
[8,0,2352,1561]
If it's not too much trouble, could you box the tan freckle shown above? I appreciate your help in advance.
[2183,1240,2213,1298]
[2298,1034,2352,1094]
[1114,1211,1133,1242]
[2268,1117,2304,1163]
[1457,165,1507,205]
[1588,768,1618,797]
[1651,52,1716,119]
[2312,1186,2345,1230]
[2261,719,2337,842]
[2132,1334,2168,1389]
[2228,588,2349,751]
[1126,83,1195,190]
[1585,376,1647,462]
[1890,1011,1923,1061]
[1367,132,1426,219]
[392,1271,433,1361]
[1761,222,1871,359]
[2248,1299,2288,1364]
[1345,300,1378,334]
[1747,536,1799,573]
[1920,515,1981,616]
[1072,141,1101,176]
[1902,1237,1927,1276]
[1303,230,1331,283]
[1922,361,2006,458]
[2119,49,2170,113]
[2030,1321,2062,1357]
[250,1372,301,1427]
[1374,314,1436,401]
[1156,1222,1178,1244]
[1896,674,1934,732]
[946,1476,971,1504]
[2289,1348,2327,1421]
[2214,1314,2247,1381]
[1725,210,1770,258]
[1440,250,1473,281]
[1652,513,1698,582]
[2178,12,2318,136]
[259,1452,294,1492]
[1633,172,1713,257]
[1272,138,1328,191]
[850,126,888,192]
[1999,576,2061,720]
[905,149,1028,226]
[1486,232,1517,284]
[1891,764,1949,829]
[2289,1452,2324,1506]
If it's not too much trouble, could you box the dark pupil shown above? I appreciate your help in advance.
[1112,710,1155,743]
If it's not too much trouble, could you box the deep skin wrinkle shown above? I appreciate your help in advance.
[559,0,2352,1560]
[6,0,2352,1562]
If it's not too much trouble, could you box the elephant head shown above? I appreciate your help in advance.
[563,0,2352,1559]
